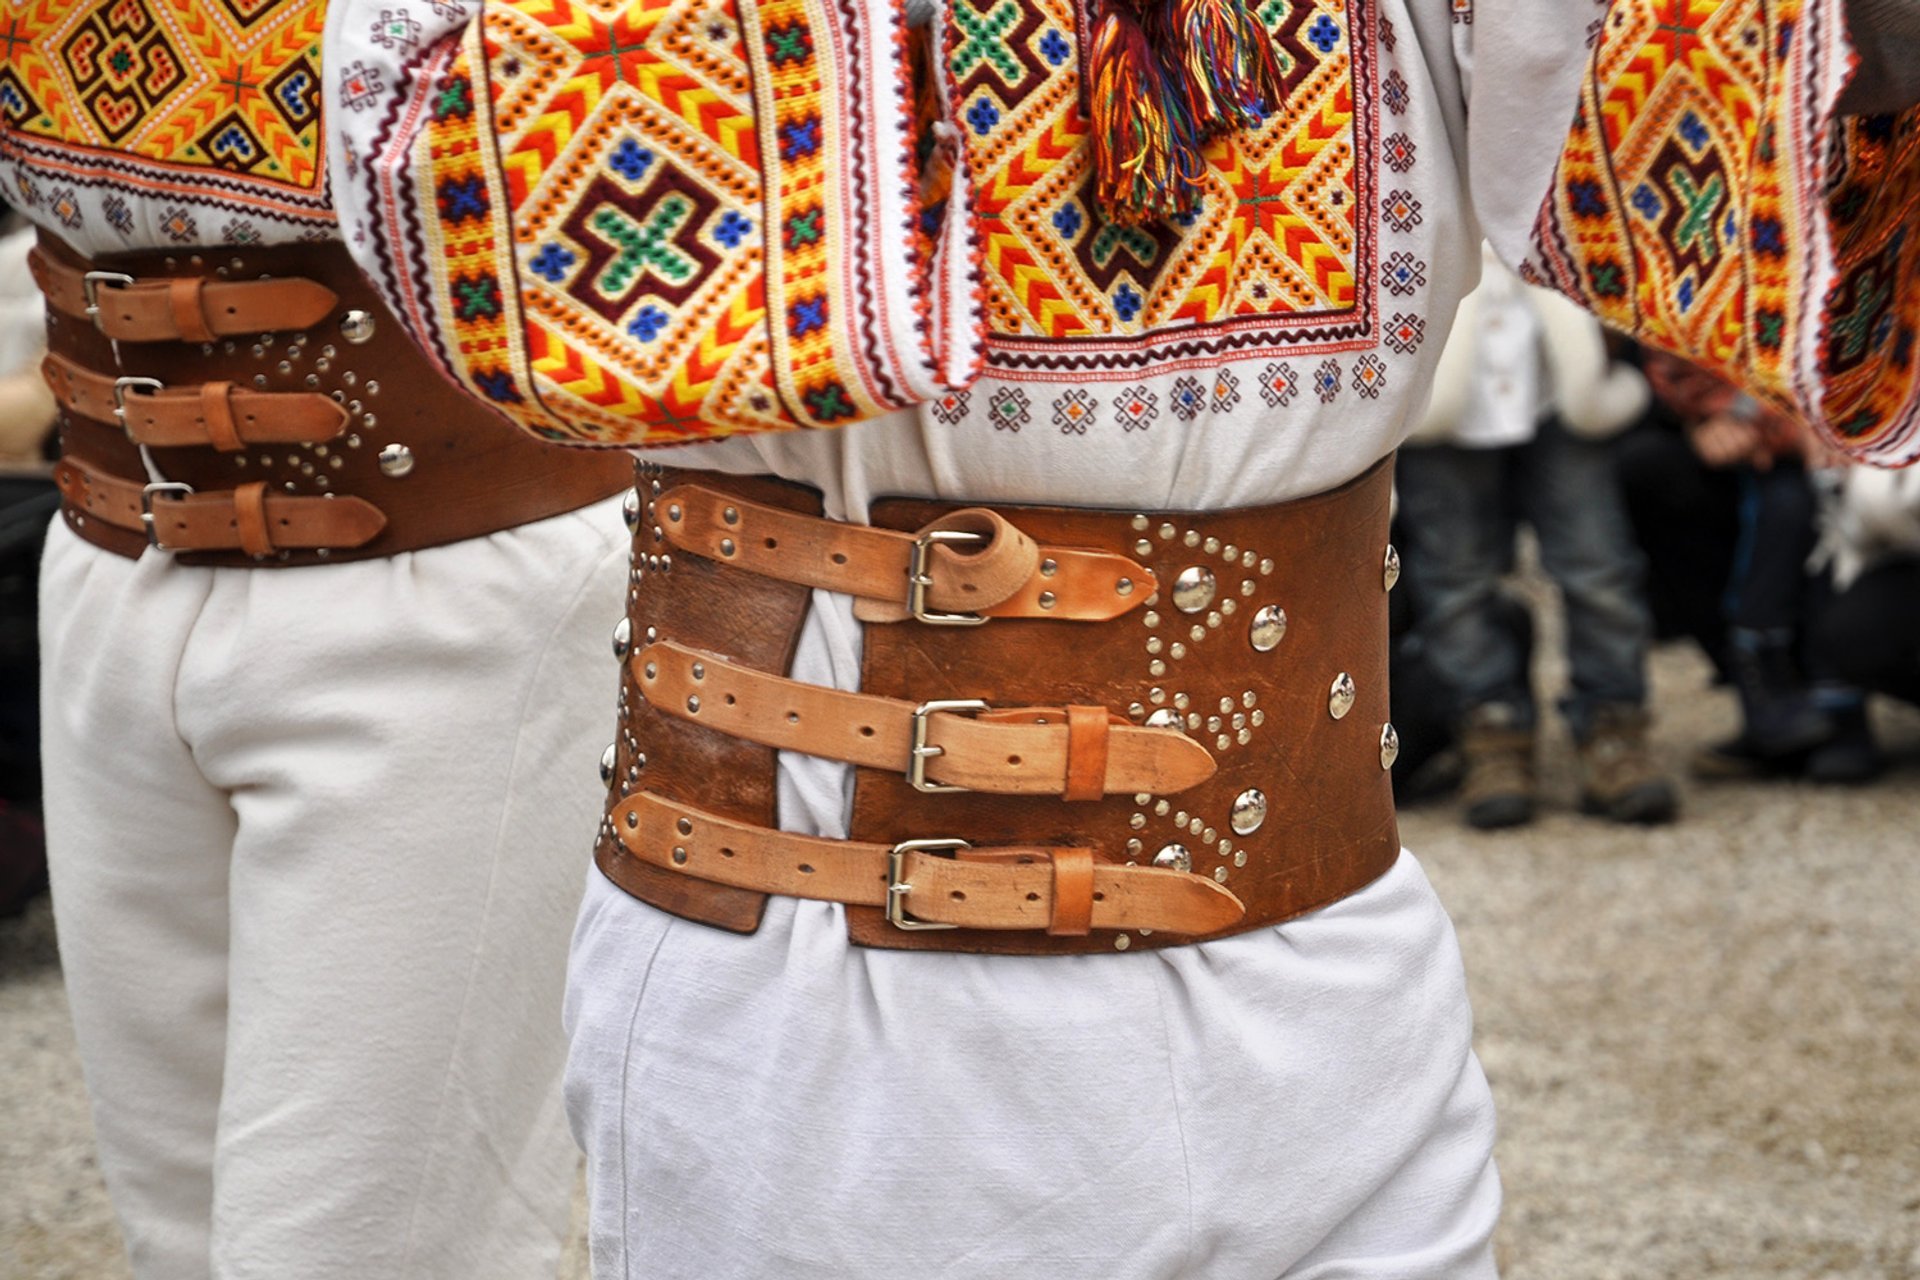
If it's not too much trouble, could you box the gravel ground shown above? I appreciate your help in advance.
[3,641,1917,1279]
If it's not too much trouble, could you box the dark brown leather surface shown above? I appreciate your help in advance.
[39,234,632,567]
[596,457,1402,955]
[592,464,821,934]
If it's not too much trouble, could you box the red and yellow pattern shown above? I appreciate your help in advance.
[1533,0,1920,462]
[385,0,915,445]
[949,0,1374,375]
[0,0,326,203]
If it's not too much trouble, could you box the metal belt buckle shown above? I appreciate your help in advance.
[908,699,989,793]
[82,271,135,330]
[139,481,195,550]
[112,376,163,437]
[907,529,988,626]
[886,838,969,931]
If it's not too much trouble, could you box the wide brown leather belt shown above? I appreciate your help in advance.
[595,456,1403,956]
[37,234,633,567]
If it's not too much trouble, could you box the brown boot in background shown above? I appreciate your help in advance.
[1460,703,1536,830]
[1578,703,1679,824]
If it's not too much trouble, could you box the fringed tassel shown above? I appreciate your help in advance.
[1150,0,1276,134]
[1088,1,1204,225]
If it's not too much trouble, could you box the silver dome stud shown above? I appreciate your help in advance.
[1230,788,1268,836]
[1383,545,1401,591]
[1249,605,1287,652]
[622,488,641,532]
[339,309,377,343]
[611,617,632,658]
[1171,565,1217,614]
[1329,673,1356,720]
[599,743,617,785]
[1152,844,1192,873]
[1381,723,1401,770]
[376,443,414,478]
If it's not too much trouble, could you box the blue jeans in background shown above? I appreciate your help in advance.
[1395,417,1653,741]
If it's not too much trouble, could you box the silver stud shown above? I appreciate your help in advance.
[611,616,632,658]
[1152,844,1192,873]
[1146,637,1164,655]
[1173,693,1190,710]
[376,443,414,478]
[671,847,688,864]
[1183,530,1200,547]
[1170,642,1187,659]
[723,506,739,524]
[1149,660,1166,677]
[600,743,617,784]
[1128,703,1146,720]
[686,694,701,713]
[1143,610,1161,628]
[1188,817,1203,835]
[1260,558,1275,575]
[677,816,694,835]
[340,309,377,343]
[1145,709,1180,729]
[1230,788,1268,835]
[1171,565,1217,614]
[719,538,736,556]
[1329,673,1356,720]
[1038,591,1057,610]
[1039,558,1058,577]
[1116,577,1135,596]
[643,662,657,680]
[690,661,705,680]
[1240,580,1256,597]
[1214,866,1230,883]
[1249,605,1287,651]
[1131,514,1150,531]
[1114,935,1132,951]
[1383,545,1402,591]
[1241,550,1258,568]
[1149,687,1166,704]
[1135,538,1153,556]
[1189,625,1205,642]
[625,811,639,830]
[667,503,683,522]
[1203,536,1221,554]
[1129,812,1148,830]
[622,489,641,531]
[1158,522,1176,540]
[1381,723,1401,770]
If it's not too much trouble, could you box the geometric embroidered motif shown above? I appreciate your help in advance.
[950,0,1378,377]
[1532,0,1920,461]
[0,0,327,211]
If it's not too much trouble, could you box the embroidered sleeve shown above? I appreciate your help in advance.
[1519,0,1920,466]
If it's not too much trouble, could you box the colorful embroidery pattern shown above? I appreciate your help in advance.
[948,0,1377,378]
[0,0,330,226]
[368,0,936,445]
[1532,0,1918,462]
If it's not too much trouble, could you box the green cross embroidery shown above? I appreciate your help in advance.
[805,382,855,420]
[455,276,501,320]
[1669,167,1725,263]
[786,207,823,248]
[589,198,696,299]
[766,26,810,62]
[435,77,471,120]
[948,0,1022,85]
[1829,266,1890,364]
[1090,223,1158,271]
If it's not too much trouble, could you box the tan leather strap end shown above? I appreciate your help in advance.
[658,484,1153,623]
[612,792,1245,936]
[53,456,386,554]
[30,244,339,342]
[633,640,1215,796]
[41,352,348,449]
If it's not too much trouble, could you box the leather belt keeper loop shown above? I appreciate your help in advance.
[595,458,1405,956]
[1049,848,1096,936]
[40,235,633,567]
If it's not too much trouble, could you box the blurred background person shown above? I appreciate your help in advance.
[1395,248,1676,830]
[1618,352,1882,781]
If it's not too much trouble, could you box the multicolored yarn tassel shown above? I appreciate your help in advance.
[1089,1,1204,225]
[1087,0,1282,224]
[1153,0,1284,135]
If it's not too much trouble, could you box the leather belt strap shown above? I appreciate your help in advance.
[53,455,386,554]
[29,246,338,342]
[41,352,348,451]
[610,792,1246,936]
[635,640,1215,797]
[658,484,1154,623]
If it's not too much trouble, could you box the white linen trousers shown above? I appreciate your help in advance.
[39,494,629,1280]
[564,422,1502,1279]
